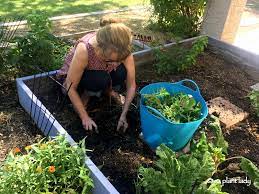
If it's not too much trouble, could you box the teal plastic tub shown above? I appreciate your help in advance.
[139,79,208,151]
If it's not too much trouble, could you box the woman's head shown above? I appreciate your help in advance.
[96,20,132,62]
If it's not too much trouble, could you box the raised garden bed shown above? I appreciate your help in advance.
[17,36,259,194]
[15,41,151,194]
[16,72,119,194]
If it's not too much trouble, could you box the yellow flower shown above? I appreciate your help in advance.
[4,165,10,171]
[36,166,43,173]
[39,144,47,150]
[13,147,21,154]
[25,145,32,150]
[48,166,55,173]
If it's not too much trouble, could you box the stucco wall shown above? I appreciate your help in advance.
[202,0,247,43]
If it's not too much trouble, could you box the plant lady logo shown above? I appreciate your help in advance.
[207,177,251,186]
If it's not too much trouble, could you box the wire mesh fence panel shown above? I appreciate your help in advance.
[0,17,23,49]
[0,17,23,70]
[26,68,72,137]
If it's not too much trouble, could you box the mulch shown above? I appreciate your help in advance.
[0,74,43,163]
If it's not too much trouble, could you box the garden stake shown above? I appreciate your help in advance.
[43,112,55,135]
[46,116,56,137]
[39,107,48,130]
[42,72,56,133]
[35,73,44,125]
[49,74,67,89]
[43,111,52,134]
[0,17,8,43]
[56,82,72,112]
[29,74,37,121]
[33,74,43,121]
[34,66,66,90]
[2,18,14,48]
[1,17,20,49]
[36,100,44,127]
[0,18,10,50]
[5,17,23,49]
[45,80,72,134]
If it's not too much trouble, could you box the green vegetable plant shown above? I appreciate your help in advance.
[143,88,202,123]
[208,115,228,154]
[195,179,228,194]
[154,36,208,74]
[240,157,259,189]
[0,135,93,194]
[248,90,259,117]
[136,131,226,194]
[136,116,259,193]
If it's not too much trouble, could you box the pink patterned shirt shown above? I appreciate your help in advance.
[58,32,120,76]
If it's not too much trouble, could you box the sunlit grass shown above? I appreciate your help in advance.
[0,0,149,18]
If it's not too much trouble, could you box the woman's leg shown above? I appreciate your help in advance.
[78,70,111,93]
[110,63,127,89]
[109,64,127,105]
[78,70,112,107]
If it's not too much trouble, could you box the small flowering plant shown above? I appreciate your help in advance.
[0,135,93,194]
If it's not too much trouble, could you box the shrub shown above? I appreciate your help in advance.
[153,36,208,74]
[12,11,71,73]
[149,0,207,38]
[0,135,93,194]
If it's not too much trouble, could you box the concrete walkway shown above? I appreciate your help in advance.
[234,9,259,55]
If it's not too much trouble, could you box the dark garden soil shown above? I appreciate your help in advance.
[0,73,43,164]
[25,49,259,194]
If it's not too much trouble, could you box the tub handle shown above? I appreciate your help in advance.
[145,106,167,121]
[175,79,200,94]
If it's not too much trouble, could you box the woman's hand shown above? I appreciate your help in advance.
[117,114,128,132]
[116,54,135,133]
[82,115,98,133]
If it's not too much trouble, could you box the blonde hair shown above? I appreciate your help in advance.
[100,17,121,27]
[96,19,132,61]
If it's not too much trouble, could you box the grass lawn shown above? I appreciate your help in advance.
[0,0,148,18]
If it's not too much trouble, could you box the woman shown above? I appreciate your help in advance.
[57,19,136,133]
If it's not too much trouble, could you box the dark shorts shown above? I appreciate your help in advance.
[78,63,127,94]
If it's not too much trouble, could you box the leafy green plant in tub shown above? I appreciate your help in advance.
[0,135,93,194]
[143,88,202,123]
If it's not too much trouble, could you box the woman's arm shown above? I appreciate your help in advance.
[65,42,97,131]
[117,54,136,131]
